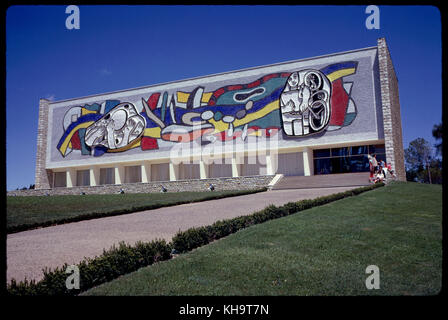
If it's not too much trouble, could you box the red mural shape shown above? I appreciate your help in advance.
[70,131,81,150]
[329,79,349,127]
[141,136,159,150]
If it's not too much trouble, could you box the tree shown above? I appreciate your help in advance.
[427,159,442,184]
[432,122,442,155]
[404,138,433,184]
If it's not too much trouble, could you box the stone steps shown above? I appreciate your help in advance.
[271,172,372,190]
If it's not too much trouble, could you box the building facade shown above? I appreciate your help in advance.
[34,38,405,191]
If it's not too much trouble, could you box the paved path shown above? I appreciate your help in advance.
[7,187,357,283]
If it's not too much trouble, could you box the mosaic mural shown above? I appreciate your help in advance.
[57,61,358,158]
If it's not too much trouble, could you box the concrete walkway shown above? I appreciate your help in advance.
[7,186,357,283]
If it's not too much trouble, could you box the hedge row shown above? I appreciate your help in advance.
[172,183,385,253]
[7,240,172,295]
[7,188,267,234]
[7,183,384,295]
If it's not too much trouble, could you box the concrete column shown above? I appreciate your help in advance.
[199,160,209,179]
[266,154,278,175]
[90,167,100,186]
[303,147,314,176]
[141,163,151,183]
[231,156,242,177]
[169,162,179,181]
[115,165,125,185]
[66,169,76,188]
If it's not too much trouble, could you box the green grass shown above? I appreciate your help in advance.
[6,189,264,233]
[83,182,442,296]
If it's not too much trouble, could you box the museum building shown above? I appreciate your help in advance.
[34,38,406,191]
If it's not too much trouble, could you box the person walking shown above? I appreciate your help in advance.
[372,154,378,173]
[368,154,375,183]
[380,159,387,177]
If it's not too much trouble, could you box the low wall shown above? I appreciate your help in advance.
[7,175,274,197]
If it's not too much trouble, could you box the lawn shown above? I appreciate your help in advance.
[6,189,264,232]
[83,182,442,296]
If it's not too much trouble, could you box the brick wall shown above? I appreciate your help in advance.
[377,38,406,181]
[8,175,274,197]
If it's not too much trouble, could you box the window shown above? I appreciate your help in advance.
[313,149,330,158]
[277,152,304,176]
[76,170,90,186]
[100,168,115,185]
[180,163,200,180]
[369,144,385,155]
[209,162,233,178]
[314,158,332,175]
[54,172,66,188]
[351,145,368,156]
[151,163,169,182]
[349,156,370,172]
[241,155,263,176]
[125,166,142,183]
[331,147,350,157]
[314,144,385,175]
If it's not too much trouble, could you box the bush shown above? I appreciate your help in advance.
[7,239,172,296]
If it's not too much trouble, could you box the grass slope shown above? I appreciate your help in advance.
[83,182,442,296]
[6,189,263,233]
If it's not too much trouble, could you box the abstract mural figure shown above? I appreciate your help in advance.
[57,61,358,157]
[280,69,331,136]
[84,102,146,151]
[138,72,289,147]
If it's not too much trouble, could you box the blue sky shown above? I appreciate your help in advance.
[6,5,441,190]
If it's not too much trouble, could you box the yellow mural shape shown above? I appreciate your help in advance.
[59,121,95,156]
[81,108,98,116]
[143,127,161,138]
[327,68,356,82]
[177,91,213,104]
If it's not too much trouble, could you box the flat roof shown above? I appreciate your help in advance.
[47,45,378,105]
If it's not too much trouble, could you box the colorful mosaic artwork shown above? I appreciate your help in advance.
[57,61,358,157]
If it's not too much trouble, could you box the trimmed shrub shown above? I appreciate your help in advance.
[7,239,172,296]
[172,227,211,253]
